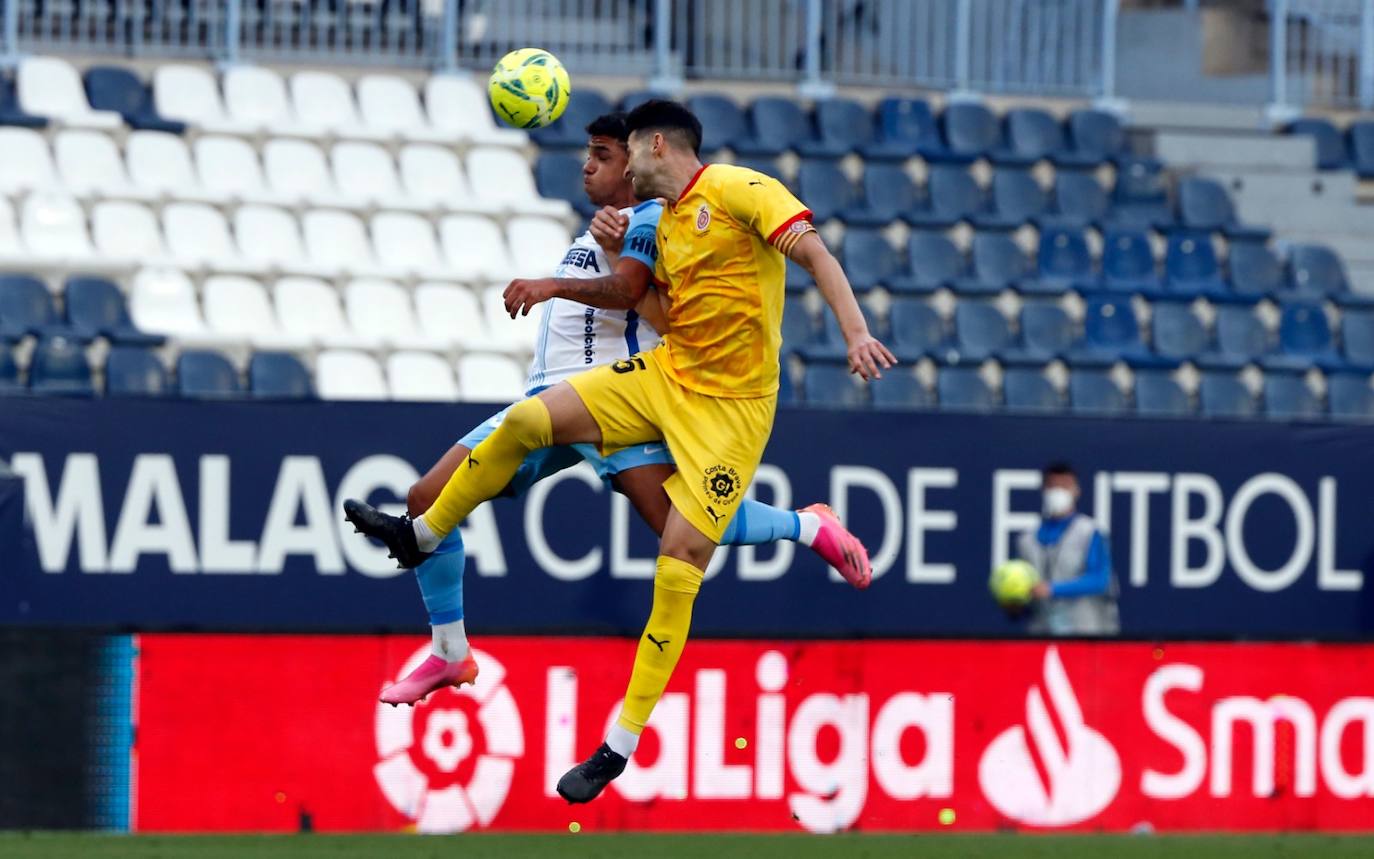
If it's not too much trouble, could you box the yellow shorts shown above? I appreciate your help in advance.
[566,346,777,543]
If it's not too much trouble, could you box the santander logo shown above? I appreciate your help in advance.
[978,647,1121,826]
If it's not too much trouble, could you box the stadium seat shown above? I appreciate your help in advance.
[1286,118,1349,171]
[1150,302,1209,363]
[1340,310,1374,370]
[128,268,221,344]
[888,298,946,361]
[953,301,1013,361]
[387,351,460,402]
[992,108,1085,167]
[91,205,160,270]
[802,361,868,408]
[1101,229,1162,296]
[1177,177,1270,241]
[738,97,840,157]
[425,75,528,148]
[1270,301,1339,370]
[64,276,164,346]
[194,136,291,207]
[1286,243,1352,300]
[796,159,858,224]
[438,214,516,282]
[234,206,320,275]
[332,141,423,211]
[1134,371,1192,416]
[1016,302,1075,363]
[531,89,613,149]
[316,349,389,400]
[684,93,750,155]
[535,151,593,217]
[507,216,573,280]
[1003,367,1061,412]
[840,229,900,292]
[221,67,304,134]
[28,335,93,396]
[802,306,884,362]
[127,131,226,203]
[1040,171,1110,229]
[55,130,153,201]
[357,74,457,143]
[1024,226,1095,295]
[926,102,999,163]
[1068,369,1128,415]
[1165,232,1227,299]
[289,71,384,140]
[177,350,242,398]
[1199,371,1258,418]
[0,199,30,266]
[262,138,361,209]
[467,146,570,217]
[844,162,920,228]
[873,97,938,154]
[20,194,94,264]
[249,352,313,399]
[1328,373,1374,420]
[734,154,782,179]
[0,274,64,340]
[372,211,448,280]
[970,167,1048,230]
[84,66,184,133]
[1228,242,1283,300]
[1064,110,1126,163]
[457,352,527,402]
[163,203,258,273]
[869,370,932,410]
[1112,157,1172,228]
[814,97,912,160]
[0,73,48,128]
[153,65,256,135]
[345,279,443,351]
[0,128,59,195]
[617,89,667,112]
[1351,122,1374,179]
[1073,295,1157,365]
[203,275,311,350]
[1206,305,1269,369]
[415,283,492,352]
[400,145,493,214]
[480,283,542,354]
[274,277,375,349]
[781,295,817,355]
[909,164,982,229]
[18,57,122,129]
[0,343,18,392]
[301,211,391,280]
[105,346,170,397]
[889,232,965,295]
[937,366,995,411]
[1264,372,1322,420]
[953,232,1030,295]
[785,257,816,294]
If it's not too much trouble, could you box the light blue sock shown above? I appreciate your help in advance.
[414,531,464,625]
[720,499,801,546]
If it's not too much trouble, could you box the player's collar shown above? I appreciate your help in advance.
[674,163,710,206]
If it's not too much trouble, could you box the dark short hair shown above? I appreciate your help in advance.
[585,111,629,143]
[624,99,703,155]
[1043,461,1076,479]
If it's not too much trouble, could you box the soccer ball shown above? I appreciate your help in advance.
[989,559,1041,608]
[488,48,571,129]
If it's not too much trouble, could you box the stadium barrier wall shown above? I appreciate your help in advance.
[1,399,1372,639]
[125,634,1374,834]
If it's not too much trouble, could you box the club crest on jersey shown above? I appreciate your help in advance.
[702,464,741,505]
[695,204,711,232]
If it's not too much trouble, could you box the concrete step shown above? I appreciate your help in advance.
[1203,169,1360,201]
[1155,131,1315,171]
[1234,199,1368,234]
[1130,101,1269,132]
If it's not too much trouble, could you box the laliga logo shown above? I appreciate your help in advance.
[373,647,524,833]
[978,647,1120,826]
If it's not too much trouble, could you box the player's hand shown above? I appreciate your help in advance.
[846,334,897,381]
[589,206,629,255]
[503,278,557,317]
[1032,582,1052,600]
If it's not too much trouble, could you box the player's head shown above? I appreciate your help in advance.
[1042,461,1079,519]
[624,99,703,198]
[583,111,635,207]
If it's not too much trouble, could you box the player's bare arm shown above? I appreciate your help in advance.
[789,231,897,381]
[504,257,652,317]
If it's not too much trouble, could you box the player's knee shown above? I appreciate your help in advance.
[655,557,705,595]
[501,397,554,450]
[406,481,433,518]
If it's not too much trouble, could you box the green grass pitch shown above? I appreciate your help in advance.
[2,833,1373,859]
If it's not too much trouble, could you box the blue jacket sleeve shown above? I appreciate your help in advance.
[619,202,661,271]
[1050,531,1112,598]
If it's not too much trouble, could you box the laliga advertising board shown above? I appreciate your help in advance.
[134,636,1374,833]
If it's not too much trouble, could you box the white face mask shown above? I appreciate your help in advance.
[1042,487,1076,518]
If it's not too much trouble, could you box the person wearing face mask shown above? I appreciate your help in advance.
[1016,462,1120,636]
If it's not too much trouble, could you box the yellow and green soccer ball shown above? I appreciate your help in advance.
[989,559,1041,608]
[488,47,571,129]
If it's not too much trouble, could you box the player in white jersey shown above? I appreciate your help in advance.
[366,113,869,707]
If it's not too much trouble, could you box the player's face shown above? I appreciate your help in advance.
[583,135,632,206]
[624,130,659,198]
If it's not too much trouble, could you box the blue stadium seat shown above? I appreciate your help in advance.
[845,163,920,228]
[1135,371,1192,416]
[1264,372,1322,421]
[1340,310,1374,370]
[1068,369,1128,415]
[1112,157,1172,228]
[28,336,93,396]
[0,73,48,128]
[1065,109,1125,164]
[1151,302,1209,363]
[1039,171,1110,229]
[840,229,900,292]
[937,366,995,411]
[1003,367,1061,412]
[1227,243,1283,300]
[925,102,999,163]
[1207,305,1269,369]
[1177,177,1270,241]
[685,93,749,155]
[1286,118,1350,171]
[250,352,313,399]
[803,361,868,408]
[1269,301,1339,370]
[84,66,184,133]
[65,277,164,346]
[888,232,964,296]
[908,165,982,229]
[970,167,1048,230]
[733,154,781,179]
[740,97,845,158]
[0,343,18,393]
[785,259,814,293]
[534,152,596,218]
[105,346,170,397]
[0,275,67,340]
[1349,122,1374,179]
[802,306,885,362]
[1023,226,1094,295]
[814,97,912,160]
[778,362,796,405]
[1286,244,1352,300]
[1073,295,1167,366]
[1165,232,1228,299]
[781,295,817,355]
[953,232,1030,295]
[871,370,933,410]
[177,350,242,398]
[1199,372,1257,418]
[1328,373,1374,420]
[953,301,1013,361]
[1015,302,1075,363]
[796,158,857,223]
[874,97,938,155]
[888,297,946,362]
[617,89,669,112]
[530,89,613,148]
[994,108,1092,168]
[1101,229,1162,296]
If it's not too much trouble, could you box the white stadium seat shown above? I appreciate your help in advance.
[344,278,449,352]
[222,66,324,138]
[456,352,527,402]
[194,136,294,206]
[91,201,172,266]
[54,130,156,202]
[152,64,257,135]
[0,199,41,268]
[330,142,425,211]
[273,276,379,350]
[129,267,233,344]
[438,214,515,283]
[414,282,495,351]
[234,205,325,276]
[126,131,227,203]
[371,211,450,280]
[263,139,363,209]
[162,202,263,274]
[397,145,499,214]
[357,74,458,143]
[506,216,573,279]
[0,128,59,195]
[18,57,122,129]
[466,146,571,217]
[481,283,541,354]
[300,209,399,279]
[21,193,93,263]
[316,349,389,400]
[202,275,312,350]
[387,351,460,401]
[424,74,527,147]
[289,71,386,141]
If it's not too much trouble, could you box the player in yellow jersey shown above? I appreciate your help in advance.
[345,100,895,803]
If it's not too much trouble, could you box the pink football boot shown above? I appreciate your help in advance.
[801,503,872,590]
[381,653,479,707]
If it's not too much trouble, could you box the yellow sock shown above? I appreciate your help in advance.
[616,555,704,735]
[422,397,552,539]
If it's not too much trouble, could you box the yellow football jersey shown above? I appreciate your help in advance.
[652,164,812,398]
